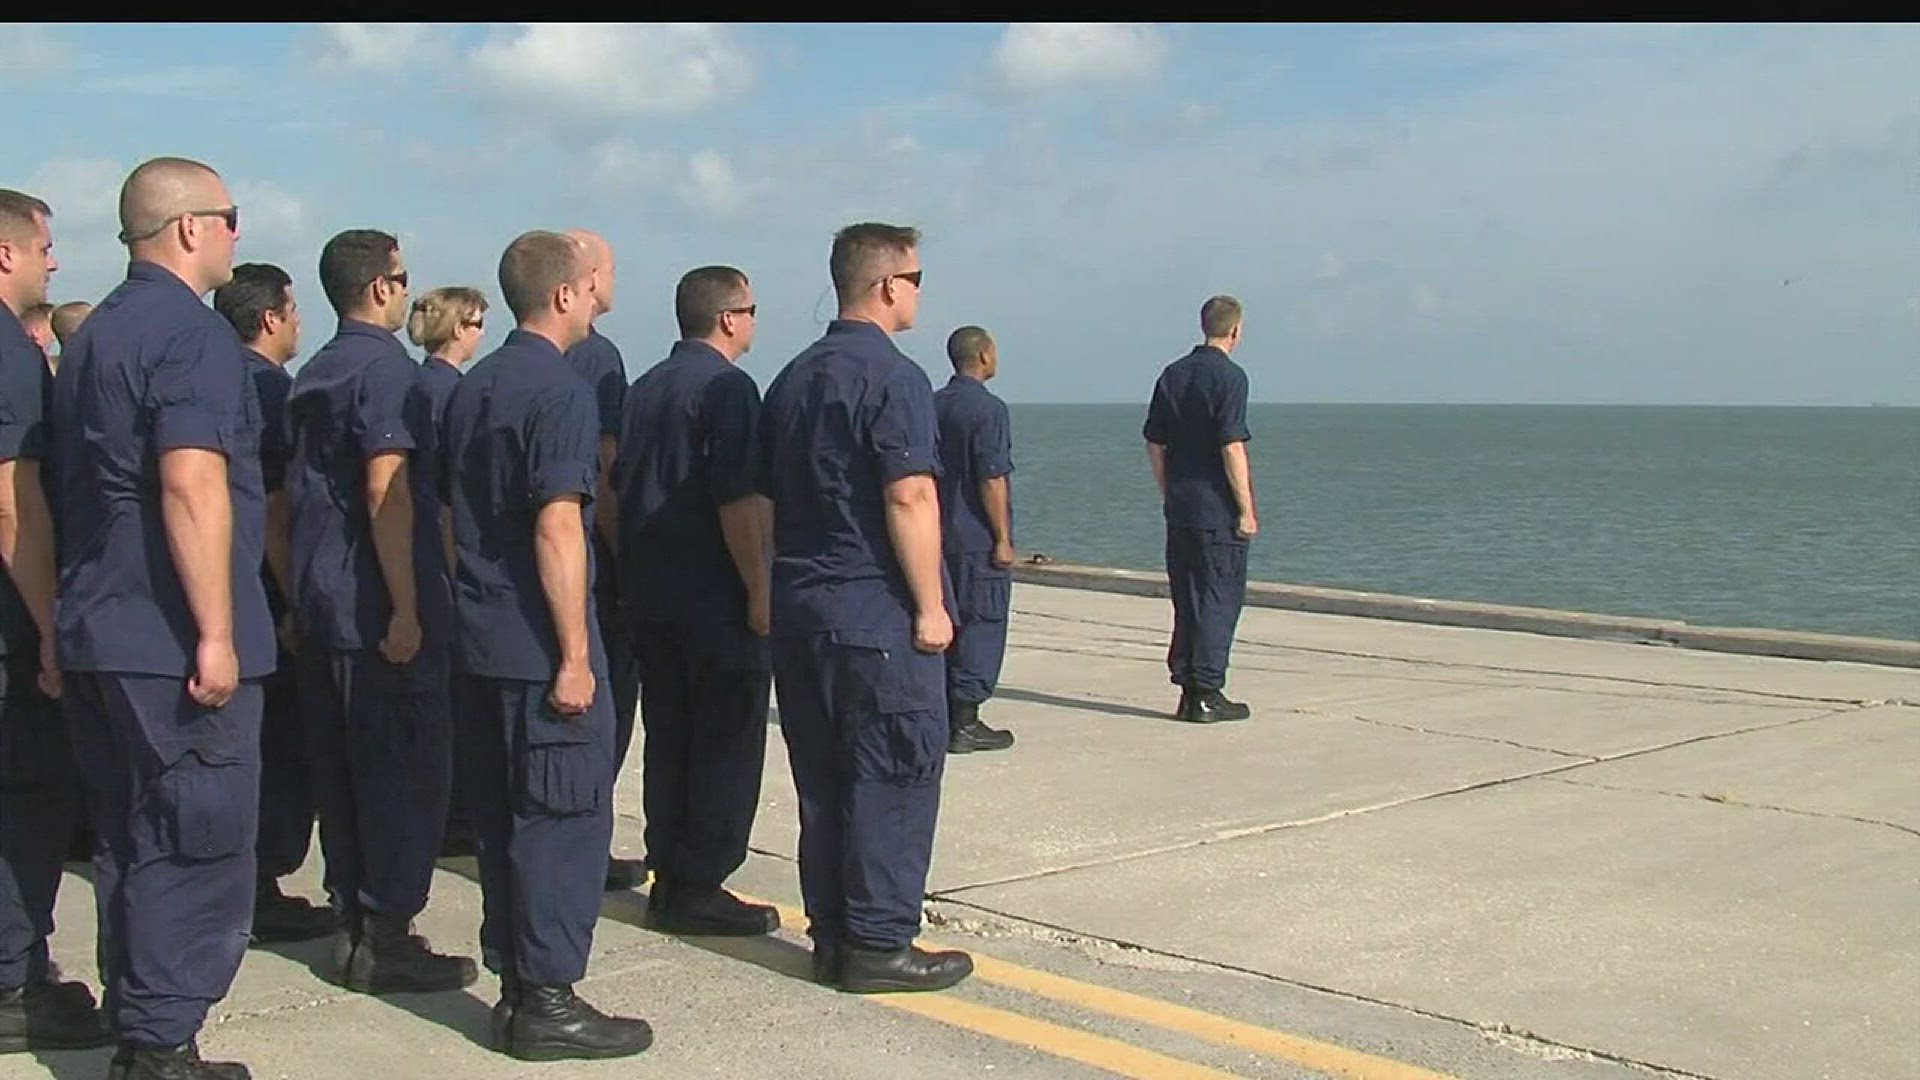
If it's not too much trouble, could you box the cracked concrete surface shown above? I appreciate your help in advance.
[14,582,1918,1079]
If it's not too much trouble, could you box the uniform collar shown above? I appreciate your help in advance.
[242,346,280,370]
[1194,344,1231,361]
[827,318,892,342]
[669,338,728,366]
[337,317,396,341]
[427,354,462,373]
[126,260,198,296]
[504,327,565,359]
[945,372,986,389]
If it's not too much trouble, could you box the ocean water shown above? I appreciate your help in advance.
[1006,405,1920,642]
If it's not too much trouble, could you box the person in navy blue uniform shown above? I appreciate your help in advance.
[48,156,267,1079]
[933,326,1017,754]
[1143,295,1257,723]
[441,231,652,1061]
[611,266,778,937]
[559,230,645,893]
[758,223,973,994]
[283,230,475,996]
[210,263,337,949]
[406,286,487,429]
[0,189,111,1054]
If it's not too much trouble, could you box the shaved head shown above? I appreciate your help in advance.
[564,228,615,317]
[51,301,91,346]
[118,157,225,242]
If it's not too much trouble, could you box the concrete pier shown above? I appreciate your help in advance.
[14,580,1917,1079]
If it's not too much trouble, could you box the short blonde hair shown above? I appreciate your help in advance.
[407,286,488,354]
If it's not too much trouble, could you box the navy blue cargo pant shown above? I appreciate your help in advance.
[298,646,452,922]
[1165,526,1249,691]
[63,673,261,1049]
[0,659,78,990]
[255,650,314,882]
[773,628,946,952]
[454,667,615,988]
[944,555,1011,706]
[634,621,770,890]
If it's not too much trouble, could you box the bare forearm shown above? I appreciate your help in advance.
[718,493,771,601]
[980,476,1013,547]
[1222,441,1256,517]
[1145,442,1167,497]
[160,451,235,644]
[366,458,419,620]
[264,490,294,603]
[534,500,591,665]
[884,476,945,617]
[0,462,58,643]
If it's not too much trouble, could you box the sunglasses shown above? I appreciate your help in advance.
[461,318,483,330]
[383,270,410,289]
[724,304,757,318]
[118,205,239,243]
[891,270,923,288]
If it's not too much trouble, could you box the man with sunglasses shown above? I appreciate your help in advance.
[757,223,972,994]
[559,230,646,893]
[611,265,777,937]
[49,157,266,1078]
[283,230,474,996]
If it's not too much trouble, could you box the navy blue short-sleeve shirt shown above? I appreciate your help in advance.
[611,340,761,628]
[441,329,604,680]
[933,373,1014,556]
[284,320,451,650]
[0,303,53,656]
[419,354,461,430]
[1142,345,1252,530]
[755,319,940,634]
[48,261,275,679]
[246,347,293,626]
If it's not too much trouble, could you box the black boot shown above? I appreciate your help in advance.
[336,912,478,994]
[106,1040,251,1079]
[811,937,845,987]
[604,856,648,892]
[1175,687,1250,723]
[948,700,1014,754]
[0,980,112,1052]
[501,985,653,1061]
[840,943,974,994]
[249,880,339,946]
[648,881,779,936]
[489,976,520,1051]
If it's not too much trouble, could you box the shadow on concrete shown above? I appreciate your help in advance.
[25,1047,113,1080]
[594,888,821,985]
[997,686,1172,723]
[259,922,497,1051]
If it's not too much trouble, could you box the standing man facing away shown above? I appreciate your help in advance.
[612,266,778,936]
[758,223,972,994]
[49,156,268,1079]
[209,262,337,948]
[1143,295,1256,723]
[283,230,473,995]
[0,189,111,1054]
[933,326,1016,754]
[441,231,652,1061]
[47,302,92,375]
[560,229,645,893]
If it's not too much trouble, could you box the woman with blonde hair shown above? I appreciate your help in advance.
[408,286,488,423]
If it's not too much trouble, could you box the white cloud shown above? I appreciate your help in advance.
[8,158,123,234]
[310,23,435,72]
[229,180,310,248]
[470,23,751,121]
[0,25,75,83]
[590,144,771,217]
[994,23,1166,91]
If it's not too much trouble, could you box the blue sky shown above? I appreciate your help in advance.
[3,22,1916,404]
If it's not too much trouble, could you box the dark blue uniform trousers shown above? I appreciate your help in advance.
[0,659,79,989]
[634,622,770,890]
[255,650,314,881]
[1165,526,1250,691]
[63,673,261,1049]
[772,629,946,951]
[453,672,615,987]
[944,555,1011,705]
[297,646,451,921]
[598,595,642,784]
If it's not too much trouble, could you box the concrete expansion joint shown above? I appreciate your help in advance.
[922,895,1725,1080]
[1554,777,1920,841]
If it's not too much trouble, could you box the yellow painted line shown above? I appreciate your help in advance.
[876,992,1242,1080]
[748,896,1459,1080]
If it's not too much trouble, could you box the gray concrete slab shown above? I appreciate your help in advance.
[947,772,1920,1080]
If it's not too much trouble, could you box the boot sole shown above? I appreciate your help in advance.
[649,914,780,937]
[340,960,480,995]
[840,969,973,994]
[507,1035,654,1061]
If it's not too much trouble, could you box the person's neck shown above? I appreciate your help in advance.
[516,317,578,353]
[836,306,894,335]
[341,309,390,331]
[1204,337,1236,354]
[956,365,989,382]
[129,246,211,295]
[0,284,26,319]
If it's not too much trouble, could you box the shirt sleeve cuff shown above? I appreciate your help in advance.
[877,448,939,483]
[360,431,417,456]
[153,412,233,454]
